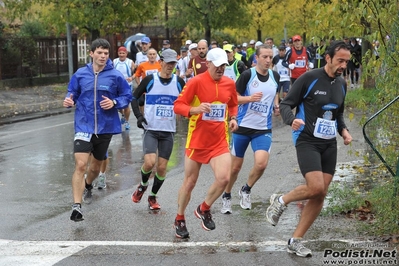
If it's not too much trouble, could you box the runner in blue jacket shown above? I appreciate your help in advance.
[63,38,132,222]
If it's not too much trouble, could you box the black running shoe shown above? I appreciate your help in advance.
[70,204,84,222]
[194,205,215,231]
[174,219,189,239]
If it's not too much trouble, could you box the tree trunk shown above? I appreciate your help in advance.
[361,40,375,89]
[205,27,211,44]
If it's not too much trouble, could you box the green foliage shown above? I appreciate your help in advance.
[322,182,364,216]
[4,0,161,38]
[18,20,47,37]
[345,87,380,110]
[363,181,399,235]
[323,177,399,236]
[167,0,251,41]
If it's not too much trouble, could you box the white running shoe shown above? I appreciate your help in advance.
[287,238,312,257]
[266,194,286,226]
[239,189,251,210]
[221,197,232,214]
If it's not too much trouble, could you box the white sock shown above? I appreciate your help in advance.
[278,196,285,205]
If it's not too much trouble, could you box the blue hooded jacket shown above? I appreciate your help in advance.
[66,58,132,134]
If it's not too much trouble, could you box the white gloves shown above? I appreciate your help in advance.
[309,62,314,69]
[289,63,295,70]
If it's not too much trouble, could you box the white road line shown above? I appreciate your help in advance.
[0,239,364,266]
[0,240,288,266]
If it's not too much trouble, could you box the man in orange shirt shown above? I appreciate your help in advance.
[134,48,161,85]
[173,48,238,239]
[134,48,161,113]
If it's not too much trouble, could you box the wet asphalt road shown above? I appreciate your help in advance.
[0,110,397,266]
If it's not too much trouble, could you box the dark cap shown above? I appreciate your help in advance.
[163,40,170,45]
[278,45,286,50]
[180,46,188,51]
[236,44,242,49]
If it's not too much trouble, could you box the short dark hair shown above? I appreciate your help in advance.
[91,38,111,52]
[325,40,350,58]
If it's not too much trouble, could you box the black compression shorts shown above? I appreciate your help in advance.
[74,134,112,161]
[296,140,337,176]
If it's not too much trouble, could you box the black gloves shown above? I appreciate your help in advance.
[137,115,148,129]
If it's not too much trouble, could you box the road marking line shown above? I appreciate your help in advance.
[0,239,367,266]
[0,239,287,252]
[0,239,288,265]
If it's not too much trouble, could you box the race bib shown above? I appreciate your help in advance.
[295,59,306,68]
[249,102,268,116]
[74,132,92,142]
[278,69,288,75]
[155,104,174,120]
[313,118,336,139]
[202,103,226,122]
[145,69,159,76]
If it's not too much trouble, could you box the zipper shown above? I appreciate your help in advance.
[94,72,98,135]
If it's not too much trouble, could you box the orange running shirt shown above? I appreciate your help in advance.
[135,61,161,81]
[174,71,238,150]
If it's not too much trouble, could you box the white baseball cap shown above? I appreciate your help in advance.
[188,43,198,51]
[255,41,263,48]
[185,40,192,45]
[206,48,229,67]
[242,42,248,47]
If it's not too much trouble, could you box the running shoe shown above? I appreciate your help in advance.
[221,197,232,214]
[239,188,251,210]
[131,184,147,203]
[97,173,106,189]
[148,196,161,210]
[125,122,130,130]
[266,193,286,226]
[194,205,215,231]
[120,115,126,125]
[174,219,189,239]
[287,238,312,257]
[70,204,84,222]
[82,188,92,204]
